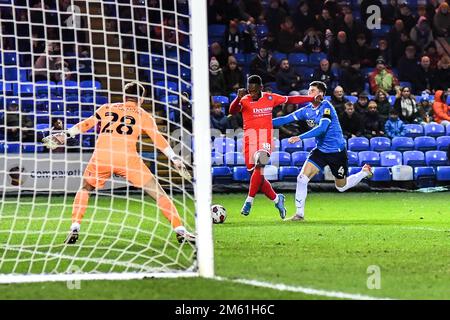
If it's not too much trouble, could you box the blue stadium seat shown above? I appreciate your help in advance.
[232,166,250,181]
[370,137,391,152]
[387,95,396,106]
[22,144,44,153]
[234,53,246,66]
[424,123,445,137]
[311,171,324,182]
[303,138,316,151]
[281,137,302,153]
[436,166,450,181]
[371,167,391,181]
[279,166,300,180]
[414,136,436,151]
[80,80,102,96]
[236,139,243,152]
[372,24,391,38]
[35,81,54,97]
[436,136,450,151]
[224,152,245,166]
[273,138,280,151]
[213,137,235,154]
[348,137,370,151]
[270,151,291,166]
[358,151,380,166]
[380,151,402,167]
[425,151,448,166]
[255,24,268,38]
[272,52,287,62]
[19,83,34,96]
[391,137,414,151]
[414,166,435,180]
[404,124,423,138]
[308,52,327,66]
[212,96,229,105]
[96,95,108,105]
[264,165,279,181]
[347,151,359,166]
[3,52,17,65]
[19,69,29,82]
[288,53,308,66]
[211,152,223,166]
[403,151,425,166]
[138,54,150,67]
[291,151,309,166]
[348,167,362,176]
[208,24,226,37]
[21,99,34,113]
[5,67,17,81]
[345,95,358,104]
[211,166,232,178]
[399,81,412,89]
[5,143,20,153]
[296,66,314,81]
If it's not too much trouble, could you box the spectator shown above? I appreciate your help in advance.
[409,17,434,53]
[374,89,392,123]
[339,59,365,96]
[376,38,393,68]
[330,86,349,115]
[312,59,335,95]
[323,29,334,52]
[4,103,34,142]
[301,28,324,53]
[432,90,450,126]
[416,98,433,125]
[424,44,440,69]
[209,58,226,96]
[316,8,336,33]
[228,111,243,131]
[397,3,416,33]
[275,58,303,95]
[433,2,449,37]
[384,110,406,138]
[223,55,245,95]
[292,1,316,33]
[363,100,385,139]
[209,42,228,68]
[425,0,440,22]
[354,33,376,68]
[339,102,363,139]
[265,0,287,34]
[276,16,302,53]
[329,31,354,67]
[249,47,277,84]
[224,20,242,55]
[241,22,259,53]
[210,101,229,134]
[394,86,419,123]
[384,0,400,25]
[34,41,69,82]
[369,57,399,94]
[260,32,277,52]
[339,13,369,45]
[388,19,405,51]
[397,45,419,90]
[435,55,450,91]
[208,0,240,24]
[238,0,265,24]
[275,104,303,140]
[415,56,436,94]
[354,91,370,114]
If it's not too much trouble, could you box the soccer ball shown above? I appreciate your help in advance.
[211,204,227,224]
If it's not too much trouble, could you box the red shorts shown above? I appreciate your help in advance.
[243,139,272,170]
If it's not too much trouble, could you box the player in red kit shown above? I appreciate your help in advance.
[229,75,315,218]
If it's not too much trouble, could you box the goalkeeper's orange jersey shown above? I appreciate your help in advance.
[75,101,169,162]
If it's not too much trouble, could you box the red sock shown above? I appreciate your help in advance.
[248,167,264,197]
[261,178,277,201]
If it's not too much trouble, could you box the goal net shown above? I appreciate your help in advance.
[0,0,213,282]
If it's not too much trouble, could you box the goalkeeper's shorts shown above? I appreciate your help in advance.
[83,156,152,189]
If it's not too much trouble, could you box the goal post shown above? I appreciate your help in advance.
[0,0,213,283]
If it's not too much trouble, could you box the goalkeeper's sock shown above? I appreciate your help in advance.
[157,195,182,229]
[70,222,80,232]
[248,167,263,197]
[72,189,90,224]
[295,174,310,218]
[261,178,277,201]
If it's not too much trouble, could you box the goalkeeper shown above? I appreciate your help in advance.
[43,81,195,245]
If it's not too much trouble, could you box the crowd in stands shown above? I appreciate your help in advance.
[208,0,450,141]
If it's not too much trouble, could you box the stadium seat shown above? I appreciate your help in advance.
[447,125,450,136]
[3,52,17,65]
[234,53,246,66]
[232,166,250,181]
[345,95,358,104]
[21,99,34,113]
[35,81,55,97]
[391,137,414,151]
[404,124,424,138]
[391,165,413,181]
[347,151,359,166]
[358,151,380,166]
[236,139,243,152]
[19,83,34,96]
[139,54,150,67]
[370,137,391,152]
[224,152,245,166]
[80,80,102,96]
[399,81,412,89]
[424,123,445,137]
[348,137,370,151]
[403,151,426,166]
[308,52,327,66]
[311,171,324,182]
[372,24,391,38]
[281,138,302,153]
[303,138,316,151]
[296,66,314,81]
[436,136,450,151]
[380,151,402,167]
[270,151,291,166]
[212,95,229,105]
[371,167,391,181]
[414,136,436,151]
[279,166,300,181]
[208,24,226,38]
[211,152,223,166]
[291,151,309,166]
[255,24,268,38]
[213,137,235,154]
[96,95,108,105]
[19,69,29,82]
[414,166,436,187]
[288,53,308,66]
[263,165,278,181]
[348,167,362,176]
[425,151,448,166]
[5,67,17,81]
[436,166,450,181]
[5,143,20,153]
[272,52,287,62]
[22,144,44,153]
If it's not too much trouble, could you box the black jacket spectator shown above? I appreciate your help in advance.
[330,86,349,115]
[292,1,316,33]
[363,102,385,139]
[276,59,303,95]
[249,47,277,84]
[209,58,226,96]
[397,45,419,87]
[328,31,354,65]
[339,102,364,139]
[434,56,450,91]
[339,60,365,95]
[265,0,287,34]
[210,102,229,134]
[223,56,245,95]
[316,8,336,34]
[415,56,436,94]
[312,59,335,95]
[276,16,302,53]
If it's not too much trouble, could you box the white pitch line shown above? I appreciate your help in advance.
[214,276,394,300]
[398,226,450,232]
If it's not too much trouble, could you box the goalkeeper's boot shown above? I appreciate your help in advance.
[240,201,252,216]
[275,194,287,220]
[176,230,196,245]
[362,164,373,179]
[64,229,79,244]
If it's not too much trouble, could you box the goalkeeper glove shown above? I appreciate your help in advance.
[171,155,192,181]
[42,131,73,150]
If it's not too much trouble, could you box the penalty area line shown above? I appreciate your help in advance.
[214,276,394,300]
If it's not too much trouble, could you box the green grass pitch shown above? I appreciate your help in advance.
[0,192,449,300]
